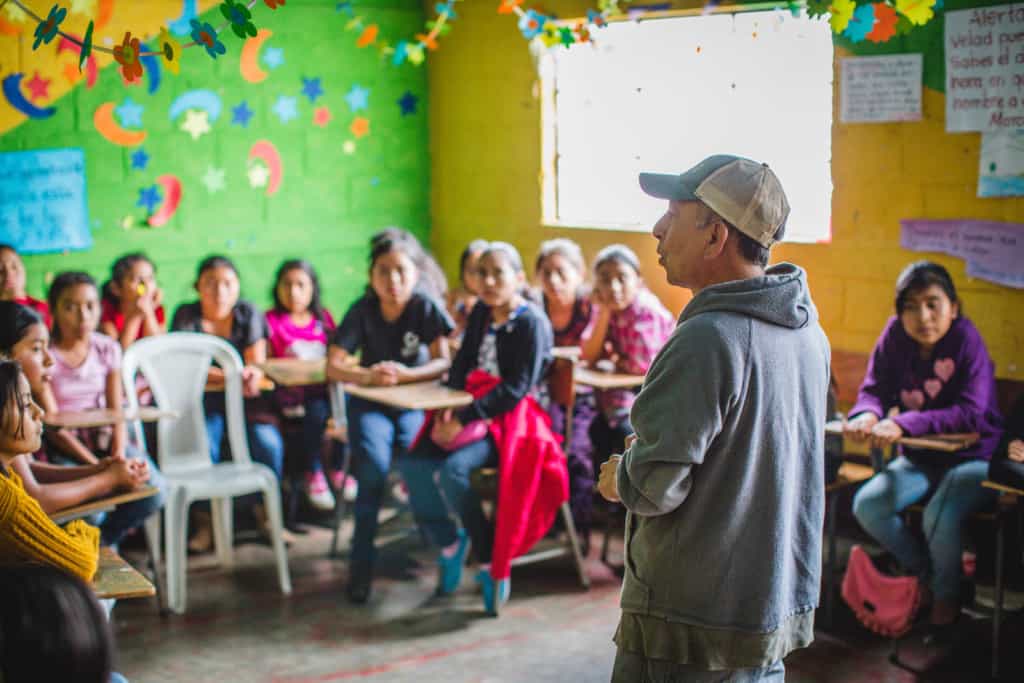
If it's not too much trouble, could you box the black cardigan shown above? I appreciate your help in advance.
[447,300,553,424]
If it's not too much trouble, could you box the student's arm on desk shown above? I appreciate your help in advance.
[13,455,142,515]
[616,329,733,517]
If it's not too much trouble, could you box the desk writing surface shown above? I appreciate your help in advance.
[93,547,155,600]
[824,421,979,453]
[342,381,473,411]
[573,367,645,390]
[552,346,582,361]
[982,480,1024,497]
[50,486,160,525]
[258,358,326,387]
[43,407,178,429]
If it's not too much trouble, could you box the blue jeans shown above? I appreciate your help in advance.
[205,411,284,479]
[301,396,330,475]
[852,456,997,601]
[346,396,424,574]
[398,433,498,562]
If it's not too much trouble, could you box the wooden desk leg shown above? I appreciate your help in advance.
[825,491,838,628]
[993,507,1005,680]
[328,444,353,559]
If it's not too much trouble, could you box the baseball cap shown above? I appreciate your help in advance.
[638,154,790,248]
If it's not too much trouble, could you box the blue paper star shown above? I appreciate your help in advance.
[397,91,418,116]
[115,97,144,128]
[370,176,380,187]
[345,84,370,112]
[273,95,298,124]
[232,101,254,127]
[263,46,284,69]
[130,148,149,171]
[301,77,324,103]
[137,185,162,213]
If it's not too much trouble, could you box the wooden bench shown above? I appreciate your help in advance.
[93,546,155,600]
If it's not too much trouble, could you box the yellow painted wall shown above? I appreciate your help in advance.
[427,1,1024,380]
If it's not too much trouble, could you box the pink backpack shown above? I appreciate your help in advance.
[841,545,922,638]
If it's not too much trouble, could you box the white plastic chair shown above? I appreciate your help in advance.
[123,332,292,614]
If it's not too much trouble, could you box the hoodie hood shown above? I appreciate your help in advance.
[679,262,817,330]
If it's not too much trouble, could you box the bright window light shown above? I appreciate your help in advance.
[540,10,834,243]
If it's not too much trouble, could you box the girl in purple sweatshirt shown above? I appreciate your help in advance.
[846,261,1003,632]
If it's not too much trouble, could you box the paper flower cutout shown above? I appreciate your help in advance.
[190,20,227,59]
[587,9,607,27]
[158,28,182,74]
[829,0,856,33]
[806,0,830,19]
[202,166,226,193]
[114,32,144,82]
[575,22,591,43]
[498,0,523,13]
[406,43,425,65]
[540,25,560,47]
[843,3,875,42]
[264,0,286,8]
[79,21,94,70]
[350,116,370,138]
[221,0,258,39]
[180,109,212,139]
[436,2,455,19]
[559,26,575,47]
[518,10,545,39]
[33,4,67,50]
[866,3,897,43]
[130,148,149,170]
[895,0,935,26]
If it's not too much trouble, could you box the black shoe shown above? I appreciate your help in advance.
[346,568,372,605]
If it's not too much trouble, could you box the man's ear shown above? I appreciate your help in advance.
[703,219,730,260]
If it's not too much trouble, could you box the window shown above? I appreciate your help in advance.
[539,10,834,243]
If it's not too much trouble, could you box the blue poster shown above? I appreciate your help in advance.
[0,148,91,253]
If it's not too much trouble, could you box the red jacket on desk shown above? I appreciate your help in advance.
[412,369,569,580]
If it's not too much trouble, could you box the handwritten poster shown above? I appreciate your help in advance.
[900,219,1024,289]
[0,148,91,254]
[840,55,922,123]
[945,3,1024,132]
[978,129,1024,197]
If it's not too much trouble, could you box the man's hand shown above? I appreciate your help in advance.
[598,455,621,503]
[1008,439,1024,463]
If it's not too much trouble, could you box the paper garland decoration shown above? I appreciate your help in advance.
[503,0,631,48]
[336,0,458,66]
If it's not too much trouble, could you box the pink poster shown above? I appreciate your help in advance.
[900,219,1024,289]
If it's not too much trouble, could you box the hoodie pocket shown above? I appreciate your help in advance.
[622,511,651,611]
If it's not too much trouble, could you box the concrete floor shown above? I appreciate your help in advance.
[112,509,1024,683]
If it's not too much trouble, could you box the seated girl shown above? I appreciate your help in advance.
[266,259,342,512]
[447,239,487,338]
[326,231,453,603]
[99,252,166,349]
[398,242,564,614]
[0,243,50,327]
[534,238,599,550]
[580,244,675,469]
[845,261,1004,631]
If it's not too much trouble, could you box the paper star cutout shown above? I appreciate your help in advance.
[137,185,162,213]
[301,77,324,103]
[70,0,96,15]
[313,106,332,128]
[345,84,370,112]
[336,2,352,14]
[397,91,418,116]
[130,148,149,170]
[263,46,284,69]
[248,163,270,188]
[370,177,380,187]
[273,96,298,124]
[232,101,254,127]
[115,97,144,128]
[342,140,356,155]
[349,117,370,139]
[120,215,136,230]
[24,72,51,102]
[202,166,226,193]
[180,109,211,140]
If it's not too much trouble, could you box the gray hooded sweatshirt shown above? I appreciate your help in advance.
[615,263,830,668]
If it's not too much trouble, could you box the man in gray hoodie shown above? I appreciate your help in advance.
[598,155,830,682]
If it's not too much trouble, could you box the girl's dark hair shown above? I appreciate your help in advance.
[368,228,448,303]
[101,252,154,306]
[47,272,97,342]
[0,301,44,356]
[195,255,239,284]
[0,564,113,683]
[482,241,525,273]
[0,359,26,440]
[459,240,489,284]
[593,244,640,275]
[272,259,325,322]
[0,243,17,254]
[894,261,959,313]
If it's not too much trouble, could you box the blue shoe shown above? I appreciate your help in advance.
[436,529,470,595]
[476,569,510,615]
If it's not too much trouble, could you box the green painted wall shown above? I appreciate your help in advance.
[0,0,430,318]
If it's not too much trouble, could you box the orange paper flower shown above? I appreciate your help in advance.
[113,31,143,82]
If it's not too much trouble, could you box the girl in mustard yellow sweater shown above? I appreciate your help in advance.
[0,359,99,581]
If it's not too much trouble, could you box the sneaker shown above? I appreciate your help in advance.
[476,569,511,615]
[436,529,470,596]
[329,470,359,503]
[346,567,372,605]
[391,480,409,505]
[305,471,336,512]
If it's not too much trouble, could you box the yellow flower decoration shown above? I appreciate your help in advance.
[158,27,182,75]
[829,0,856,33]
[895,0,935,26]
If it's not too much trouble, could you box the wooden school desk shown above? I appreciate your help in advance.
[258,358,326,387]
[824,421,980,454]
[50,486,161,525]
[93,546,155,600]
[552,346,582,361]
[980,479,1024,679]
[43,407,179,430]
[342,380,473,411]
[573,366,645,391]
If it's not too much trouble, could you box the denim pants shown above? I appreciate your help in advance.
[205,411,284,479]
[345,396,424,574]
[612,650,785,683]
[301,396,330,475]
[398,433,498,562]
[852,456,997,601]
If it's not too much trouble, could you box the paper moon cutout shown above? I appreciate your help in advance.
[169,0,198,36]
[148,175,182,227]
[240,29,273,83]
[2,74,56,119]
[248,140,282,196]
[140,43,161,95]
[169,90,222,122]
[93,102,147,146]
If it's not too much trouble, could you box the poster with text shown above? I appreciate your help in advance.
[945,4,1024,132]
[840,55,922,123]
[0,148,91,254]
[978,129,1024,197]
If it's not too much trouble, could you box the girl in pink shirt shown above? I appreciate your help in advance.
[266,260,341,511]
